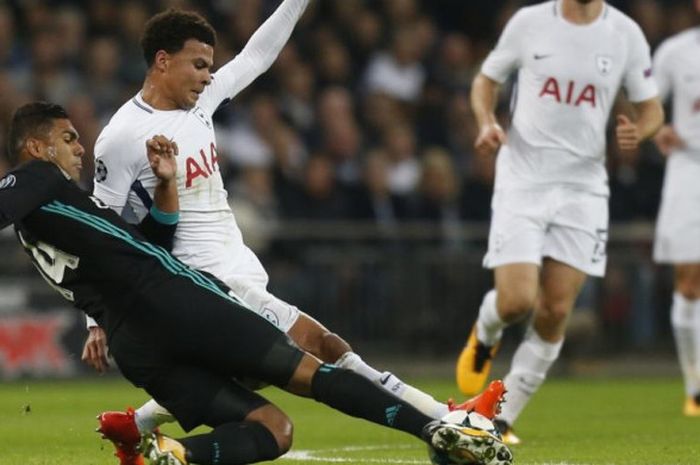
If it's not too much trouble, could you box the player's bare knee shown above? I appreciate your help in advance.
[320,331,352,363]
[675,271,700,300]
[497,291,536,321]
[538,300,571,325]
[289,316,324,357]
[246,405,294,454]
[289,315,351,363]
[286,353,321,396]
[676,285,700,301]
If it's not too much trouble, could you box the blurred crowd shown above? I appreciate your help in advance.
[0,0,697,228]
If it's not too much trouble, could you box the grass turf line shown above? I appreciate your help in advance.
[0,377,698,465]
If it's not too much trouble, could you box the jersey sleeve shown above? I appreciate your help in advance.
[92,129,145,213]
[198,0,310,114]
[622,23,658,103]
[481,9,527,83]
[651,39,675,102]
[85,315,98,328]
[0,161,65,230]
[136,206,179,251]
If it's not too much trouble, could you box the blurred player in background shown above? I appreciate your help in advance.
[651,0,700,417]
[81,3,477,463]
[456,0,664,443]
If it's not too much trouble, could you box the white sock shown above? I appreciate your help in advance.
[335,352,448,419]
[499,327,563,426]
[476,289,507,346]
[335,352,382,380]
[134,399,175,434]
[671,292,700,397]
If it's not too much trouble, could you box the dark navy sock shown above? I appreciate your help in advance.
[310,363,433,439]
[180,421,280,465]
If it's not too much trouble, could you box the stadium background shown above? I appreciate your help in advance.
[0,0,696,380]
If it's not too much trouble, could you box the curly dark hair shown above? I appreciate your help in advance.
[141,9,216,67]
[7,102,69,165]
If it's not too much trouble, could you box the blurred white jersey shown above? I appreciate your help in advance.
[93,0,309,293]
[482,0,657,196]
[653,27,700,154]
[653,28,700,264]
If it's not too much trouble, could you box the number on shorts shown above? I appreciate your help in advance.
[592,229,608,263]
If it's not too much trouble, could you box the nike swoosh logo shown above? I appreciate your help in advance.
[533,54,552,60]
[379,373,393,385]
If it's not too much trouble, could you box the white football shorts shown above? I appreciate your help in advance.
[653,150,700,264]
[483,186,609,277]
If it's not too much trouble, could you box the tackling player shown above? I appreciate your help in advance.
[2,101,512,465]
[651,0,700,417]
[81,3,480,463]
[455,0,664,443]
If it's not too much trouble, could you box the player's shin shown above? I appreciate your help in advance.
[499,328,562,426]
[310,363,434,438]
[335,352,448,418]
[179,421,281,465]
[671,292,700,398]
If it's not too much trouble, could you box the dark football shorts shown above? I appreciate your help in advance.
[107,276,304,431]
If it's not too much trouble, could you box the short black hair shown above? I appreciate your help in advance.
[7,102,69,165]
[141,9,216,67]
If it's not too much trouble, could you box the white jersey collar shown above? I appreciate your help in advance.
[554,0,608,27]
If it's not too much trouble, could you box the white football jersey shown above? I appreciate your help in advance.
[93,0,310,284]
[482,0,658,195]
[653,27,700,153]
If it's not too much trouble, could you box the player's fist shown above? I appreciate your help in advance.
[475,123,506,157]
[146,135,178,181]
[615,114,640,154]
[653,125,684,157]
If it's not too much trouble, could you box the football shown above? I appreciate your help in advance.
[427,410,505,465]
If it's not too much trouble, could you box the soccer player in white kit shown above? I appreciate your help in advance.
[651,0,700,417]
[79,4,488,464]
[455,0,664,444]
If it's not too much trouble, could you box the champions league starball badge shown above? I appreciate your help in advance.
[95,159,108,183]
[596,55,613,76]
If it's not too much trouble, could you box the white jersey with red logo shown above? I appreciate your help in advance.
[93,89,263,283]
[482,0,658,196]
[653,27,700,154]
[93,0,309,286]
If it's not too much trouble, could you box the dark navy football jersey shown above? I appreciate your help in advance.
[0,160,236,337]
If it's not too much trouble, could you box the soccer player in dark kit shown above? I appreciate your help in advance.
[0,102,513,465]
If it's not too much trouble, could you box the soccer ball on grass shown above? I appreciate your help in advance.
[428,410,511,465]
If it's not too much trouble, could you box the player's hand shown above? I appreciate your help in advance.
[653,125,684,157]
[146,135,178,182]
[474,123,507,157]
[615,115,640,154]
[81,326,109,373]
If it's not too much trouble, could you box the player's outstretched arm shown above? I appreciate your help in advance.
[471,73,507,157]
[201,0,311,110]
[615,97,664,154]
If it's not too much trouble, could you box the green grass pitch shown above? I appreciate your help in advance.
[1,376,698,465]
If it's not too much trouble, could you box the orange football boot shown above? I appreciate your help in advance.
[97,407,145,465]
[447,379,507,419]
